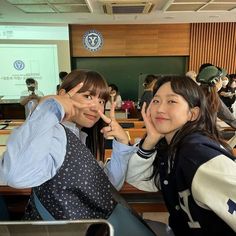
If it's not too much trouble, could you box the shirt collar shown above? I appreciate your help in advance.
[62,121,88,145]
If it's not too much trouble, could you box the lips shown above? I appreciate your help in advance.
[155,117,168,122]
[84,113,98,121]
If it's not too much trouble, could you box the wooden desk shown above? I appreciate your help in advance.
[124,128,146,144]
[0,119,24,125]
[0,186,31,196]
[119,121,145,129]
[120,183,167,213]
[0,182,166,220]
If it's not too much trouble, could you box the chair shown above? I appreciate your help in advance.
[0,196,9,220]
[145,220,175,236]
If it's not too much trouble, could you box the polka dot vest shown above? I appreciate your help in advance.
[24,126,116,220]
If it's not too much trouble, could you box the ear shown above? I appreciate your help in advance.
[59,89,66,96]
[189,106,200,121]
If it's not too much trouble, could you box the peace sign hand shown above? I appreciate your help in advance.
[141,102,163,150]
[41,83,95,121]
[99,102,130,145]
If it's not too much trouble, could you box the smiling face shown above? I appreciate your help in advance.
[71,90,106,128]
[150,82,198,143]
[59,70,109,128]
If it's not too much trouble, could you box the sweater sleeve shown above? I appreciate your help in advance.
[192,155,236,232]
[218,99,236,129]
[125,143,158,192]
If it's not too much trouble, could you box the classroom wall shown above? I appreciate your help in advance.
[70,24,190,101]
[71,56,187,101]
[70,24,190,57]
[189,22,236,73]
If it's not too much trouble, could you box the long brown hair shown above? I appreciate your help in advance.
[200,85,220,122]
[59,69,110,161]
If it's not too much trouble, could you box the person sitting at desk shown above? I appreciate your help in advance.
[105,84,122,110]
[100,75,236,236]
[196,64,236,130]
[219,75,236,113]
[139,74,158,110]
[20,78,44,118]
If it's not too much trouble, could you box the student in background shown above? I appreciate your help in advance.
[101,75,236,235]
[196,64,236,129]
[56,71,68,92]
[20,78,44,118]
[219,75,236,113]
[105,83,122,110]
[139,74,158,109]
[185,70,199,85]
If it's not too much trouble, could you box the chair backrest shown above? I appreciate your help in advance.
[0,196,9,221]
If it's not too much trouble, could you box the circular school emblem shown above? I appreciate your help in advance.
[13,60,25,70]
[83,30,103,52]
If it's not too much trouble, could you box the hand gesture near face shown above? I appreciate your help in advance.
[41,83,95,121]
[141,102,163,150]
[99,103,130,145]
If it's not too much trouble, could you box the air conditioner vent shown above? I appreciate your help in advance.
[103,2,153,14]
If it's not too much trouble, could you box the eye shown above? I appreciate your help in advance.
[99,99,105,105]
[84,94,93,100]
[152,99,160,104]
[168,100,177,104]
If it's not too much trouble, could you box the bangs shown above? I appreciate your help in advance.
[79,72,110,102]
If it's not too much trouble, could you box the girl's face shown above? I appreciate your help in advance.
[150,82,196,143]
[230,80,236,88]
[222,77,229,87]
[71,90,105,128]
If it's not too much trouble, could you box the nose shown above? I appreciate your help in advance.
[90,99,100,112]
[155,101,165,113]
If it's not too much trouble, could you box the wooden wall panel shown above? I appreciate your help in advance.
[189,22,236,74]
[70,24,190,57]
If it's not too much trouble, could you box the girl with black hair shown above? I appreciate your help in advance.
[104,75,236,236]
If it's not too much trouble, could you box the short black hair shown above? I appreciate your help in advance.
[108,84,119,92]
[198,63,213,73]
[25,78,35,85]
[59,71,68,80]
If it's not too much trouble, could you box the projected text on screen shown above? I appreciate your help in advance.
[0,44,59,99]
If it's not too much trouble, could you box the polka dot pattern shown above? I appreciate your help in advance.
[24,127,116,220]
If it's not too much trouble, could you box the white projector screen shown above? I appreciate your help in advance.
[0,24,71,101]
[0,44,59,99]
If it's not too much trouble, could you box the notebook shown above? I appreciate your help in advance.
[0,219,114,236]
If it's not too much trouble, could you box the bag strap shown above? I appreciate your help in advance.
[110,185,156,234]
[33,189,55,221]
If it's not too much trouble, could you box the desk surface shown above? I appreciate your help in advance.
[0,183,153,196]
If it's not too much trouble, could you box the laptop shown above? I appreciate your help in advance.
[0,220,114,236]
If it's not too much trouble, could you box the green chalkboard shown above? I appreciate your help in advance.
[71,56,187,101]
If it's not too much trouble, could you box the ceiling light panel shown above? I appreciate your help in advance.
[173,0,208,2]
[213,0,236,2]
[53,4,90,12]
[201,3,236,11]
[166,4,204,11]
[48,0,87,3]
[7,0,47,3]
[15,4,55,13]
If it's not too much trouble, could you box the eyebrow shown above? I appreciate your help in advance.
[154,93,179,98]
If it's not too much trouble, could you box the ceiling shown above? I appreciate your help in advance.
[0,0,236,25]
